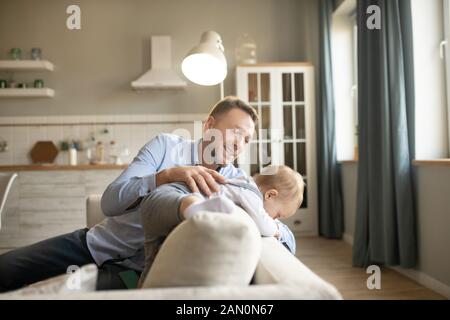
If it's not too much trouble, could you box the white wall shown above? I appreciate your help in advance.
[0,0,320,117]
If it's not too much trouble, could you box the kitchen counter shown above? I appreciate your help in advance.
[0,163,128,171]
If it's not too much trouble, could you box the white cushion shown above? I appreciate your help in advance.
[142,208,262,288]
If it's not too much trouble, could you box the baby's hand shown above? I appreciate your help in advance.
[274,229,281,240]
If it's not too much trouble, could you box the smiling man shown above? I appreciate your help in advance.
[0,96,296,292]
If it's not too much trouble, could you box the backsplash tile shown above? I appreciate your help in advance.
[0,113,206,165]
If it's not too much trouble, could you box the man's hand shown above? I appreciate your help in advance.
[156,166,227,196]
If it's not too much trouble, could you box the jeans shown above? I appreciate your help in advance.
[0,228,140,293]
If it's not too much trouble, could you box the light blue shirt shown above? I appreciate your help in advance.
[86,133,296,271]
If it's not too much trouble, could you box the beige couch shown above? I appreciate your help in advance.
[1,195,342,300]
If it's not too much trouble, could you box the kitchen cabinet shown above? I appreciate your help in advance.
[236,63,318,236]
[0,167,124,248]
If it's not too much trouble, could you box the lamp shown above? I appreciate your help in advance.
[182,31,227,97]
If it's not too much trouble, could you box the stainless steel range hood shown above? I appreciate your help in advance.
[131,36,187,90]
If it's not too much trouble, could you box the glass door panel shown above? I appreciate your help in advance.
[261,106,271,139]
[294,73,304,102]
[295,105,306,139]
[248,73,258,102]
[260,73,270,102]
[282,73,292,102]
[283,105,293,139]
[250,142,259,176]
[296,142,307,176]
[284,143,294,170]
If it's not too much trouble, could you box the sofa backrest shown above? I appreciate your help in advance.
[86,195,104,228]
[84,194,342,299]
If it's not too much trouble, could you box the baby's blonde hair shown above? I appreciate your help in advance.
[253,165,305,208]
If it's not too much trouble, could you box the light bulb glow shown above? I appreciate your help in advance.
[182,53,227,86]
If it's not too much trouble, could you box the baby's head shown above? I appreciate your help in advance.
[253,165,305,220]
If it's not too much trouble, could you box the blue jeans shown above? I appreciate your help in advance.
[0,228,140,293]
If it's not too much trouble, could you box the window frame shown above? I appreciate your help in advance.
[444,0,450,155]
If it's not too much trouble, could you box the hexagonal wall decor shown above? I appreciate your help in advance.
[30,141,59,164]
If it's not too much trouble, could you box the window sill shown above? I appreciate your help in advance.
[339,160,358,164]
[338,159,450,167]
[412,159,450,167]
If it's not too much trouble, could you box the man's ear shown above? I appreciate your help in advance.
[203,116,216,130]
[264,189,278,200]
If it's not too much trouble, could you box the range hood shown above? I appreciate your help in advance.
[131,36,187,89]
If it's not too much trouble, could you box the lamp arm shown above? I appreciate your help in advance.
[220,81,224,99]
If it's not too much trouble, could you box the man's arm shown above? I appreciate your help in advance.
[100,134,166,217]
[101,134,227,217]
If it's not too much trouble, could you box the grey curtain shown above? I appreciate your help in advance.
[317,0,344,238]
[353,0,417,268]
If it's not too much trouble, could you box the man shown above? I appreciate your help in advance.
[0,96,295,292]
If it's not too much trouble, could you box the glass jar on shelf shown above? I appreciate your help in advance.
[235,33,257,65]
[109,140,119,164]
[95,141,105,164]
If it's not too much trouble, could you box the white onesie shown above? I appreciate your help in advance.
[183,176,278,237]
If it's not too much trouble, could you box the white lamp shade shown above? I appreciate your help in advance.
[182,31,227,86]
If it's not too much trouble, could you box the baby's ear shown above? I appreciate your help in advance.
[265,188,278,200]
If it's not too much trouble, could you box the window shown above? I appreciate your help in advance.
[412,0,449,159]
[444,0,450,154]
[332,0,358,161]
[334,0,450,160]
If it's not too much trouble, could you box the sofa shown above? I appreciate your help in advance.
[0,195,342,300]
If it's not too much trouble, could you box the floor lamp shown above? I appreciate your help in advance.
[181,31,227,99]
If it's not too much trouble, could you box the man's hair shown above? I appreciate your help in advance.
[208,96,258,123]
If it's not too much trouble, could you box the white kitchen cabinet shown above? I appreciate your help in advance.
[236,63,318,236]
[0,169,122,248]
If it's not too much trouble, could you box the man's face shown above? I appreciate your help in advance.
[203,108,255,165]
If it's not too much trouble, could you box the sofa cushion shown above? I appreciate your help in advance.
[1,263,98,297]
[142,207,262,288]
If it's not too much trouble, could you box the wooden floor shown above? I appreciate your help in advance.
[295,236,446,300]
[1,238,446,299]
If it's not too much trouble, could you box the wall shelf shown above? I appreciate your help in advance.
[0,88,55,98]
[0,60,54,71]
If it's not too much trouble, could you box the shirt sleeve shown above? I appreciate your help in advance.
[276,220,296,255]
[100,134,166,217]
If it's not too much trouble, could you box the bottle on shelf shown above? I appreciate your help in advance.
[95,141,105,164]
[68,141,78,166]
